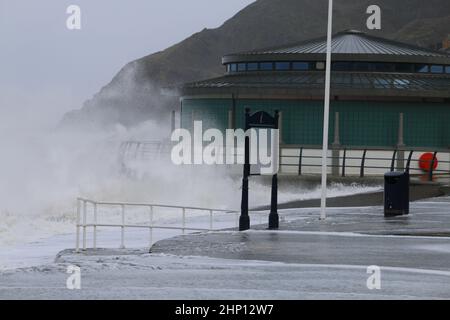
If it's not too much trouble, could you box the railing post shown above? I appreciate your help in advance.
[341,148,347,177]
[298,147,303,176]
[93,203,97,250]
[120,204,125,249]
[82,200,87,251]
[360,149,367,178]
[429,152,438,182]
[182,208,186,234]
[406,151,414,172]
[209,210,213,231]
[149,206,153,248]
[76,199,80,253]
[391,150,398,172]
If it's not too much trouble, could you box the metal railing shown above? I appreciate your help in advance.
[75,198,239,252]
[281,146,450,181]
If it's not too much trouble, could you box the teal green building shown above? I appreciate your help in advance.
[181,30,450,151]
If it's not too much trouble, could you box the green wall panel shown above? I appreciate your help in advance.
[182,99,231,132]
[181,98,450,149]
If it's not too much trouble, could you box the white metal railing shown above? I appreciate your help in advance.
[75,198,240,252]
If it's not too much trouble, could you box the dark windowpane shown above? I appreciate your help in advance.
[275,62,290,70]
[230,64,237,72]
[247,62,258,71]
[374,63,394,72]
[394,63,414,73]
[332,62,352,71]
[353,62,371,71]
[415,64,429,73]
[430,65,444,73]
[446,66,450,74]
[292,62,309,70]
[237,63,247,72]
[260,62,273,71]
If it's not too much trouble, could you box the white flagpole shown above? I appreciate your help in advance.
[320,0,334,220]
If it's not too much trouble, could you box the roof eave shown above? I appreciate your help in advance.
[222,53,450,65]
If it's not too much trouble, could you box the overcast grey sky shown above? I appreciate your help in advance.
[0,0,254,118]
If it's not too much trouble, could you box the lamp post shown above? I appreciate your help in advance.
[320,0,334,220]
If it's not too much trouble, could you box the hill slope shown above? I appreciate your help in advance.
[62,0,450,128]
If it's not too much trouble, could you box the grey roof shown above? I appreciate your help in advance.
[236,30,448,57]
[183,71,450,99]
[222,30,450,65]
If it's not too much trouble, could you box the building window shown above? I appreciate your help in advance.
[292,62,309,70]
[275,62,290,70]
[373,63,394,72]
[229,64,237,72]
[316,62,325,70]
[393,79,410,89]
[353,62,372,71]
[332,62,352,71]
[446,66,450,74]
[430,65,444,73]
[415,64,429,73]
[260,62,274,71]
[394,63,414,73]
[237,63,247,72]
[247,62,258,71]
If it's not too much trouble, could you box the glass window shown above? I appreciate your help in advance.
[446,66,450,74]
[260,62,273,71]
[316,62,325,70]
[230,64,237,72]
[373,63,394,72]
[275,62,290,70]
[353,62,371,71]
[430,65,444,73]
[415,64,429,73]
[292,62,309,70]
[393,79,410,89]
[394,63,414,73]
[332,62,352,71]
[247,62,258,71]
[237,63,247,72]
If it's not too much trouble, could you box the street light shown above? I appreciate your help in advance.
[320,0,334,220]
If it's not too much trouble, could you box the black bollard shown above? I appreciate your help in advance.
[268,173,279,229]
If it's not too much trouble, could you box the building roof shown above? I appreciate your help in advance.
[182,71,450,99]
[181,30,450,100]
[222,30,450,65]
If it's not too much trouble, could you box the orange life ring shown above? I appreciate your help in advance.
[418,153,438,172]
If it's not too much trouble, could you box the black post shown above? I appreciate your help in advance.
[360,149,367,178]
[268,110,280,229]
[341,148,347,177]
[298,147,303,176]
[428,151,438,182]
[390,150,398,172]
[240,108,251,231]
[406,150,414,173]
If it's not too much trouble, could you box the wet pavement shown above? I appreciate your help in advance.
[254,201,450,236]
[2,198,450,299]
[151,198,450,272]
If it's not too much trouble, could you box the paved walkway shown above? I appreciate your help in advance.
[151,198,450,271]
